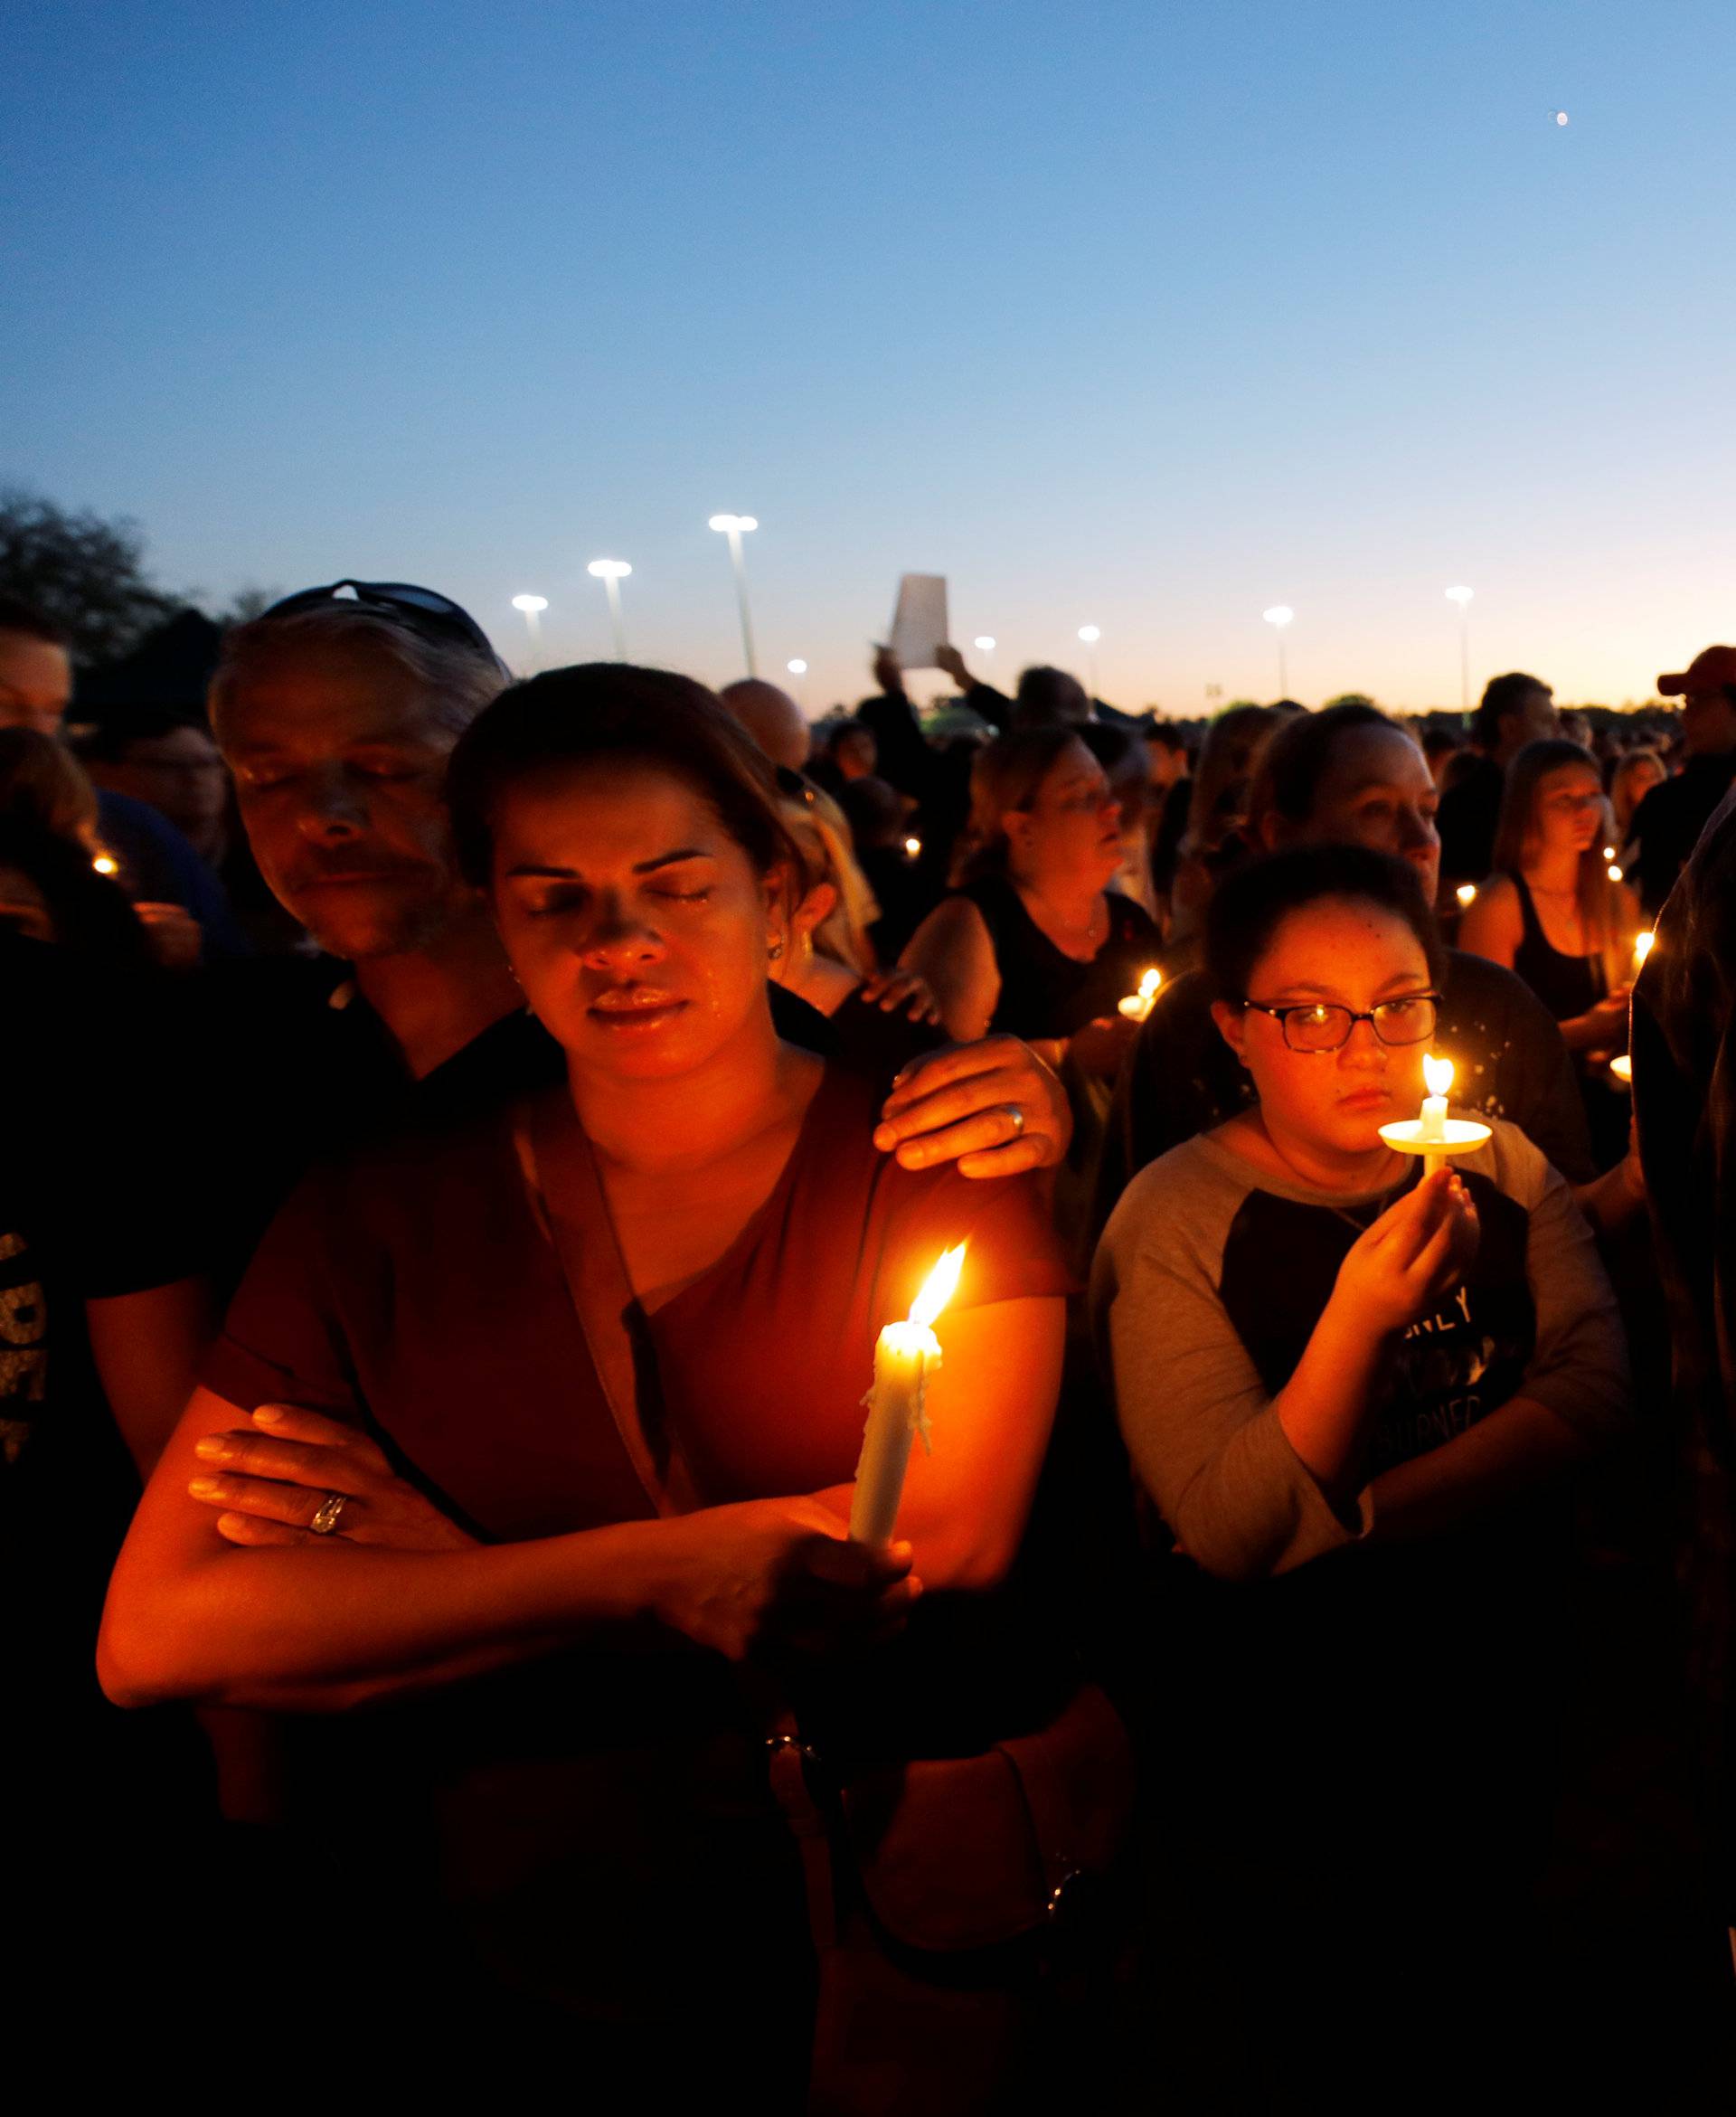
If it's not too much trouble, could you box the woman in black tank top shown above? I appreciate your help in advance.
[899,725,1160,1071]
[1458,739,1643,1165]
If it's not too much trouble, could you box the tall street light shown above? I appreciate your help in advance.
[1262,606,1294,696]
[587,559,632,659]
[1446,585,1474,714]
[708,514,760,676]
[1078,624,1101,700]
[786,657,807,705]
[511,593,547,672]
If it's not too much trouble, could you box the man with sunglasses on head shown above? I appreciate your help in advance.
[198,581,1074,1267]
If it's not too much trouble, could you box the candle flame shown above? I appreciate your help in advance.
[1608,862,1624,883]
[1633,929,1655,968]
[1455,884,1477,908]
[1137,967,1161,1001]
[909,1244,967,1330]
[92,853,118,876]
[1602,846,1616,862]
[904,836,921,857]
[1423,1054,1454,1098]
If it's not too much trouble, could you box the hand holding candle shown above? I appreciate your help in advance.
[1118,968,1162,1023]
[850,1244,967,1546]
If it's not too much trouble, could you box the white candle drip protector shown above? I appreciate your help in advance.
[1378,1054,1492,1179]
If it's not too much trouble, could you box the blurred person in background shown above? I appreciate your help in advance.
[1437,671,1559,891]
[1081,720,1161,921]
[901,724,1156,1073]
[1628,649,1736,915]
[1458,739,1642,1170]
[0,594,244,962]
[1458,740,1641,1055]
[1609,748,1666,864]
[805,714,878,801]
[1165,702,1278,948]
[838,771,935,961]
[717,676,813,776]
[1422,723,1463,792]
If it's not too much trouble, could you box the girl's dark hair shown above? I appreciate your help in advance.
[1204,843,1446,1002]
[446,662,802,893]
[1249,698,1395,830]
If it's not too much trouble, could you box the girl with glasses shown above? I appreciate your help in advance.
[1093,843,1629,2091]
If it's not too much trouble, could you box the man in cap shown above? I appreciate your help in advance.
[1628,646,1736,915]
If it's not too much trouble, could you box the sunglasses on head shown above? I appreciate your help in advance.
[258,580,504,667]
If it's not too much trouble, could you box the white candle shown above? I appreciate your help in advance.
[850,1245,967,1546]
[1418,1053,1454,1177]
[1118,967,1163,1023]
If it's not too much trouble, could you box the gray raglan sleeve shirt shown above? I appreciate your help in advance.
[1090,1125,1629,1584]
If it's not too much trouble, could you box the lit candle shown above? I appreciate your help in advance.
[92,852,118,876]
[1118,967,1163,1023]
[1420,1053,1452,1145]
[1632,929,1655,977]
[1455,884,1477,910]
[1602,846,1616,862]
[1380,1052,1491,1175]
[850,1244,967,1546]
[1608,862,1624,883]
[904,836,922,859]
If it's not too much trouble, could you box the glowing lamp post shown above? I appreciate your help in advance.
[511,593,548,671]
[1380,1054,1493,1180]
[850,1245,967,1546]
[1078,625,1101,699]
[1446,587,1474,714]
[708,514,760,676]
[973,635,996,652]
[1262,606,1293,696]
[785,657,807,704]
[586,561,632,659]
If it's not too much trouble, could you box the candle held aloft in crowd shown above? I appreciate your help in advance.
[1118,968,1162,1023]
[1455,884,1477,910]
[850,1244,967,1546]
[904,836,922,859]
[1632,929,1655,976]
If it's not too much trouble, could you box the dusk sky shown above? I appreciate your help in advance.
[5,1,1732,715]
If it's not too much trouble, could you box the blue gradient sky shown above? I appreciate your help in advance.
[5,2,1732,714]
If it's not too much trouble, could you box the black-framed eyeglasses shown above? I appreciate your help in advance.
[257,580,504,668]
[1240,991,1440,1054]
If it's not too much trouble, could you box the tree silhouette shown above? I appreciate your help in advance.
[0,486,179,660]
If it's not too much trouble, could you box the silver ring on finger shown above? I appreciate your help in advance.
[1004,1103,1025,1138]
[309,1491,352,1536]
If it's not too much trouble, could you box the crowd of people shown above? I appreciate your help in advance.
[4,578,1735,2107]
